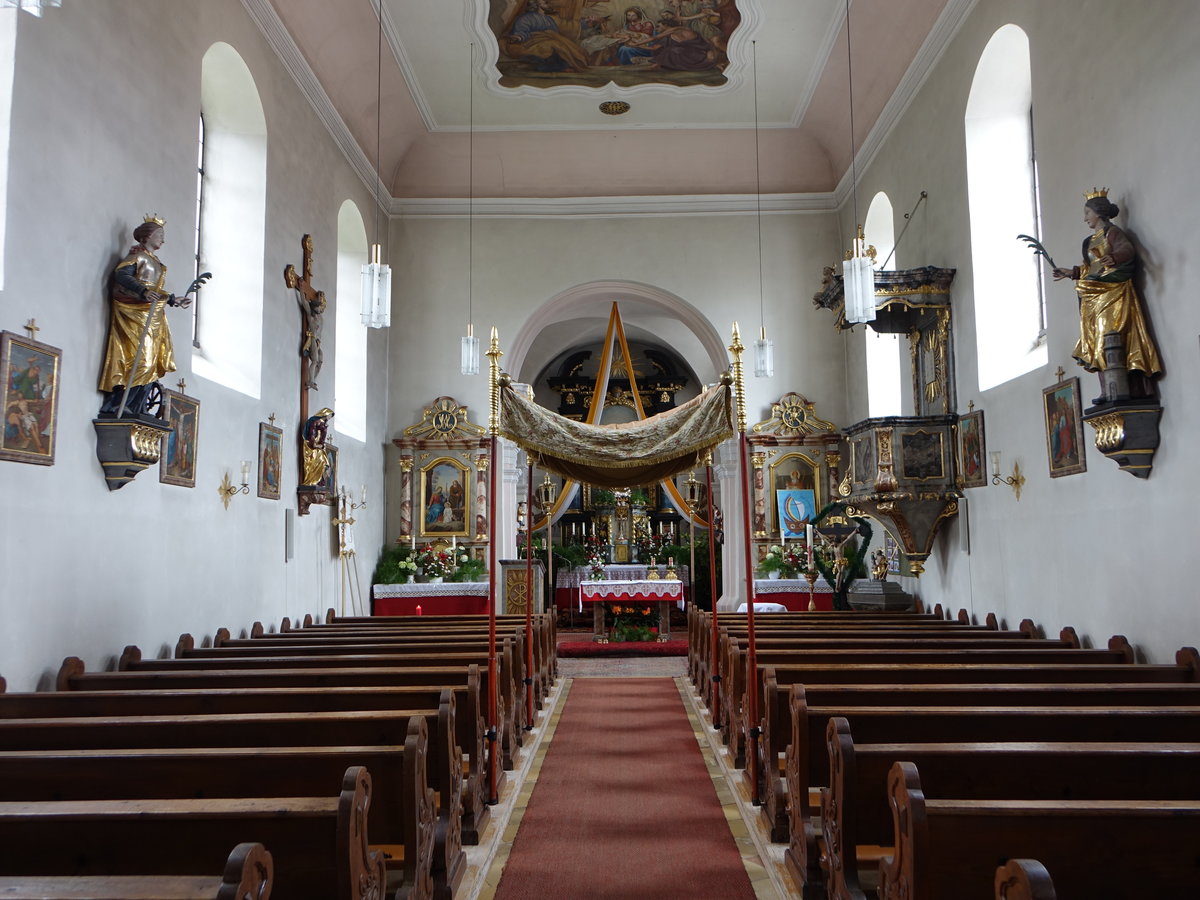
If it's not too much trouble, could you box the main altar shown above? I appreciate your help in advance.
[578,578,685,642]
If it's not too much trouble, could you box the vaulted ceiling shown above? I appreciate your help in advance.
[260,0,958,200]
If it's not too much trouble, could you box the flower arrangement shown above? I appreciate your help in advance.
[417,547,456,580]
[395,558,419,581]
[587,552,606,580]
[756,544,806,579]
[609,604,658,642]
[455,553,487,582]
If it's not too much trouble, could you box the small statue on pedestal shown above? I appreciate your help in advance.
[300,407,334,486]
[871,550,889,582]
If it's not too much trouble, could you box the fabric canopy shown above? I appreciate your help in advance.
[499,383,733,488]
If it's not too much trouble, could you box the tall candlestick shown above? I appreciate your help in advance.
[411,533,416,551]
[806,524,814,566]
[452,536,457,551]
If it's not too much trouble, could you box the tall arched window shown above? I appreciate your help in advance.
[965,24,1046,390]
[335,200,369,442]
[864,192,902,417]
[191,42,267,398]
[0,8,16,290]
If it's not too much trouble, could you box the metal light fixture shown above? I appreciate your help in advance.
[538,472,557,508]
[990,451,1026,500]
[219,461,251,509]
[460,43,480,376]
[361,0,391,328]
[840,0,876,326]
[750,40,773,378]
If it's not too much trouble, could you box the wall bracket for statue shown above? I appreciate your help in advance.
[94,414,172,491]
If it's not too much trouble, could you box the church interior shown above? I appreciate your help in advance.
[1,0,1199,897]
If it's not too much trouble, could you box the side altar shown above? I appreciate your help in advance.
[579,579,684,642]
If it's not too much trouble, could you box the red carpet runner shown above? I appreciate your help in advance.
[493,678,757,900]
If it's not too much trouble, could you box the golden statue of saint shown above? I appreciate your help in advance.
[301,408,335,486]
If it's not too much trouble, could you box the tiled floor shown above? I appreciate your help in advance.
[458,655,798,900]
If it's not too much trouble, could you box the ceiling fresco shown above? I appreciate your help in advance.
[489,0,743,89]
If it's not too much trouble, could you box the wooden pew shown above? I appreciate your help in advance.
[821,717,1200,899]
[53,661,493,839]
[757,667,1200,844]
[783,695,1200,894]
[0,842,273,900]
[724,628,1114,768]
[0,714,440,900]
[878,762,1200,900]
[116,640,525,767]
[3,679,490,844]
[0,767,394,900]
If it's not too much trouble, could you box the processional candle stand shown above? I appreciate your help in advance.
[730,323,762,806]
[524,459,535,732]
[704,450,722,727]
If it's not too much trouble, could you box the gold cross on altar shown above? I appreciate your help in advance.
[23,319,39,340]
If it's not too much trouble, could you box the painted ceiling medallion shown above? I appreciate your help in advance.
[599,100,631,115]
[491,0,742,89]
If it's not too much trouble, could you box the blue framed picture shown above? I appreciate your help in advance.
[776,489,815,539]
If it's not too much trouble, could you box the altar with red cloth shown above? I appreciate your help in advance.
[752,578,834,611]
[372,582,489,616]
[579,579,684,641]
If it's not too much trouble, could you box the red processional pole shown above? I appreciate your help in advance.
[524,460,535,732]
[705,452,721,725]
[486,327,502,805]
[730,324,761,806]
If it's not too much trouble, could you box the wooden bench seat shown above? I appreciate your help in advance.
[821,717,1200,899]
[756,674,1200,844]
[0,842,272,900]
[784,697,1200,892]
[0,767,394,900]
[110,644,524,771]
[0,714,440,900]
[879,762,1200,900]
[0,680,490,844]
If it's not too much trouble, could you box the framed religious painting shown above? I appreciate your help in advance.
[1043,378,1087,478]
[257,422,283,500]
[776,490,816,539]
[957,409,987,489]
[0,330,61,466]
[316,443,338,503]
[159,389,200,487]
[420,456,471,538]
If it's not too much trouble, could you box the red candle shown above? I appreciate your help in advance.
[416,605,423,616]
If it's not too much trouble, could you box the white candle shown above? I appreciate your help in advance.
[806,524,814,566]
[411,533,416,550]
[361,484,367,504]
[452,536,457,550]
[239,460,250,484]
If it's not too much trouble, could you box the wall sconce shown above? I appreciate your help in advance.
[990,451,1026,500]
[340,484,368,511]
[219,461,251,509]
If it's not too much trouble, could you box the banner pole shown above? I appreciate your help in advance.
[730,323,761,806]
[486,326,502,805]
[524,460,535,732]
[705,450,721,726]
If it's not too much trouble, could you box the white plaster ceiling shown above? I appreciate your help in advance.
[263,0,961,199]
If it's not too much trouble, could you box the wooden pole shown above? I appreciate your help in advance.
[486,327,502,805]
[524,460,535,732]
[730,323,761,806]
[705,453,721,726]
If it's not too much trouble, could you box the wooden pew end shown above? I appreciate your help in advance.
[250,621,265,639]
[213,627,231,646]
[175,633,195,658]
[222,842,275,900]
[117,645,142,670]
[1178,646,1200,680]
[995,859,1057,900]
[1058,627,1079,649]
[956,609,970,624]
[985,612,999,630]
[55,657,84,691]
[1107,634,1135,663]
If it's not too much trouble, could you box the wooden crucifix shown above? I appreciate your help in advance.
[283,234,327,425]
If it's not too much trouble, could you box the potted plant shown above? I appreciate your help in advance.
[373,544,419,585]
[455,555,487,582]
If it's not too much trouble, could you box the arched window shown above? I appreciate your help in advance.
[965,24,1046,390]
[191,42,267,398]
[864,192,902,417]
[0,8,16,290]
[335,200,369,442]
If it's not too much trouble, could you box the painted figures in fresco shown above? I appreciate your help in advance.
[493,0,739,86]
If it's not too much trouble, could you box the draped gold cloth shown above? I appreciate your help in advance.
[499,384,733,488]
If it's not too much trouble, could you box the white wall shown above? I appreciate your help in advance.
[0,1,391,691]
[840,0,1200,661]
